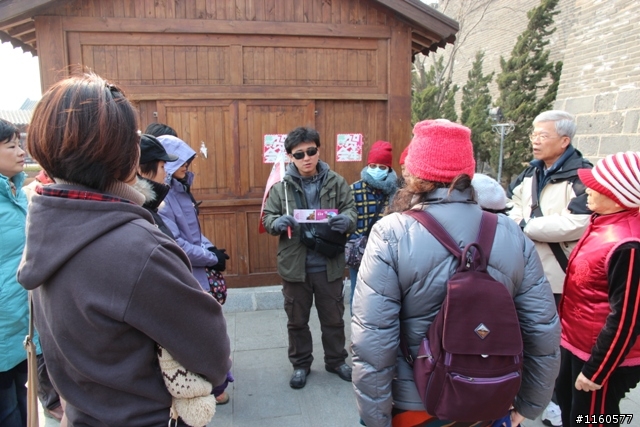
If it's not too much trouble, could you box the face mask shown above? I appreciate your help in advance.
[367,167,388,181]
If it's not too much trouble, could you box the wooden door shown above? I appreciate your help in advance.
[157,100,315,287]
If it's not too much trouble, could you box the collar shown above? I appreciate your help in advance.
[50,179,146,206]
[422,187,475,204]
[531,145,576,175]
[591,209,638,226]
[360,167,399,195]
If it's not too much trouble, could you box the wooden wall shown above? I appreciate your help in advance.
[35,0,413,287]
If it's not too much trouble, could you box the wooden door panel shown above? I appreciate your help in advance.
[239,100,316,197]
[158,100,238,197]
[154,99,315,287]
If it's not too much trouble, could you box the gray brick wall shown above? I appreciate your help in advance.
[553,1,640,162]
[431,0,640,164]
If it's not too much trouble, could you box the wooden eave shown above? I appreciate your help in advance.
[0,0,458,57]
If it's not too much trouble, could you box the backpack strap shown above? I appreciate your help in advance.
[530,173,569,273]
[477,211,498,260]
[404,209,462,259]
[405,209,498,268]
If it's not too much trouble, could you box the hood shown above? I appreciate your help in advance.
[286,159,330,181]
[134,176,170,211]
[156,135,196,177]
[18,184,154,291]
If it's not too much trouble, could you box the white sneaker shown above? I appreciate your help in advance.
[541,401,562,427]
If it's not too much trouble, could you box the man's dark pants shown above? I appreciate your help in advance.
[282,271,348,370]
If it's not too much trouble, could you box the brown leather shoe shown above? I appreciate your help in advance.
[44,404,64,421]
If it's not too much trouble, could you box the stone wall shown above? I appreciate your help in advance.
[433,0,576,105]
[432,0,639,163]
[553,0,640,161]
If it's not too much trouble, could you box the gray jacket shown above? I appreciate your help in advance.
[351,188,560,427]
[18,183,231,426]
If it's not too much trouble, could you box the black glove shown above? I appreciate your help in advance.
[208,247,230,272]
[273,215,298,234]
[328,214,350,234]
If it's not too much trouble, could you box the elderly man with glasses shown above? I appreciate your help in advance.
[507,110,593,427]
[262,126,357,390]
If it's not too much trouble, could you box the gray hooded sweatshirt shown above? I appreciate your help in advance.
[18,182,231,426]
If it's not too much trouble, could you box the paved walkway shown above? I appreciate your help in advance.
[40,284,640,426]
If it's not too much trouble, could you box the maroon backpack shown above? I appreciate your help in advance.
[401,210,523,422]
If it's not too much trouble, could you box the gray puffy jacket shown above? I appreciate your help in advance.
[351,188,560,427]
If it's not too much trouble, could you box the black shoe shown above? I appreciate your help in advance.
[325,363,352,382]
[290,368,310,389]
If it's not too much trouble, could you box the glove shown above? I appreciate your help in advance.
[208,247,230,272]
[273,215,298,234]
[328,214,350,233]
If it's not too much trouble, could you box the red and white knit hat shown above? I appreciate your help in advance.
[577,151,640,209]
[405,119,475,183]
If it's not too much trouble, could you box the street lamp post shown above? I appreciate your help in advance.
[489,107,515,184]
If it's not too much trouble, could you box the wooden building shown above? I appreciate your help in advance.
[0,0,458,287]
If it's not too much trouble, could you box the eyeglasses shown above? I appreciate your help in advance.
[529,133,561,142]
[291,147,318,160]
[368,164,389,171]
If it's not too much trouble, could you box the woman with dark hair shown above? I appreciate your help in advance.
[136,133,179,238]
[144,122,178,138]
[351,119,560,427]
[0,118,31,427]
[17,73,231,426]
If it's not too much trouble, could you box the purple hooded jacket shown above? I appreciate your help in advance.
[157,135,217,291]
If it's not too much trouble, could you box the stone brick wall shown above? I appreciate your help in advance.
[433,0,576,104]
[553,1,640,161]
[431,0,639,163]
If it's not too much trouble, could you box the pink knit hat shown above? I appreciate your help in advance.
[405,119,475,183]
[578,152,640,209]
[367,140,393,168]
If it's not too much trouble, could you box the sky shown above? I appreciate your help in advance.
[0,42,42,110]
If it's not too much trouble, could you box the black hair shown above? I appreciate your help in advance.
[0,118,20,144]
[139,160,162,178]
[284,127,321,153]
[144,123,178,138]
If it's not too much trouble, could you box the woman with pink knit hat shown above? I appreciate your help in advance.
[556,152,640,427]
[351,119,560,427]
[346,140,398,312]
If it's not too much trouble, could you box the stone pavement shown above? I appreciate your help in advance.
[40,283,640,427]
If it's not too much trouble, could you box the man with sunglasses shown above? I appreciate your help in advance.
[263,126,357,390]
[507,110,592,427]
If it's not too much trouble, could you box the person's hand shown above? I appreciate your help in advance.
[273,215,298,234]
[575,372,602,392]
[208,247,229,271]
[328,214,350,233]
[510,410,525,426]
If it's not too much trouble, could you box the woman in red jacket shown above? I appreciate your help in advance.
[558,151,640,427]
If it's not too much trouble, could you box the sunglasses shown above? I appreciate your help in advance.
[291,147,318,160]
